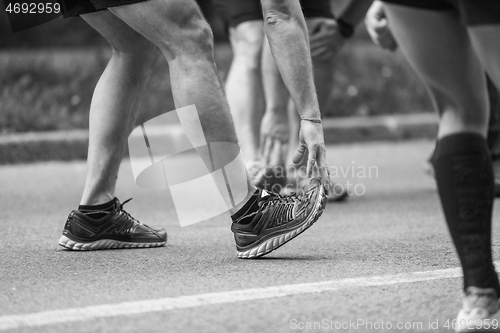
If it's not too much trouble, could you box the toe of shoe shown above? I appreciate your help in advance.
[154,228,168,242]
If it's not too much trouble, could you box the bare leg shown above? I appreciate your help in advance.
[107,0,255,214]
[385,6,488,138]
[468,24,500,202]
[226,21,265,162]
[80,11,159,205]
[385,3,499,301]
[468,26,500,91]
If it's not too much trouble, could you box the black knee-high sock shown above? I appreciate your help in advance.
[432,133,500,295]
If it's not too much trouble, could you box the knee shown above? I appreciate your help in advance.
[263,0,293,28]
[230,23,265,70]
[160,9,215,62]
[265,11,291,27]
[431,87,489,128]
[183,19,214,61]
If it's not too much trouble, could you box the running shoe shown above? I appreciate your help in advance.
[59,198,167,250]
[231,177,327,259]
[456,286,500,332]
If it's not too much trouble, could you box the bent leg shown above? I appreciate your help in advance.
[108,0,255,213]
[80,10,159,205]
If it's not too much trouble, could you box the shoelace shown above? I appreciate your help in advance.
[262,191,306,207]
[118,198,157,231]
[261,192,308,227]
[118,198,141,225]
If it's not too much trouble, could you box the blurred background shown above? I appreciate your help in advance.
[0,0,432,134]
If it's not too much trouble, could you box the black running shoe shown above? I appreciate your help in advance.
[59,198,167,250]
[231,178,326,259]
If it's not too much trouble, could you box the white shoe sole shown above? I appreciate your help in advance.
[456,308,500,332]
[58,235,166,251]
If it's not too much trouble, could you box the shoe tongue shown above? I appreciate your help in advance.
[112,198,121,210]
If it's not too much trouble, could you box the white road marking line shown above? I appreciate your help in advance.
[0,263,483,331]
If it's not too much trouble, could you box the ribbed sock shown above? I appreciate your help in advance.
[432,133,500,295]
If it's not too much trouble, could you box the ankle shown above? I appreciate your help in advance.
[80,194,115,206]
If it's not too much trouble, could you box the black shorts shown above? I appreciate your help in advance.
[60,0,149,17]
[212,0,334,28]
[381,0,500,26]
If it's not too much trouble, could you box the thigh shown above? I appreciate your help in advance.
[228,21,265,52]
[105,0,209,58]
[81,9,155,53]
[212,0,262,28]
[468,25,500,92]
[384,5,488,122]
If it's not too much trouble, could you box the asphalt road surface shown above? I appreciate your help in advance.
[2,140,500,333]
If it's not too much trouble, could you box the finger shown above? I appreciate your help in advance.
[373,18,389,33]
[313,51,334,62]
[316,146,331,193]
[309,20,336,37]
[292,142,307,165]
[388,41,398,52]
[318,165,330,194]
[311,46,332,60]
[379,33,398,51]
[282,141,289,165]
[259,133,265,157]
[258,135,267,161]
[309,33,328,43]
[309,37,332,50]
[269,137,281,166]
[365,13,381,31]
[261,135,273,165]
[307,145,318,178]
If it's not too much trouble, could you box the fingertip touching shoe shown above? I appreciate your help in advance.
[456,286,500,332]
[231,177,327,259]
[283,176,348,202]
[59,198,167,250]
